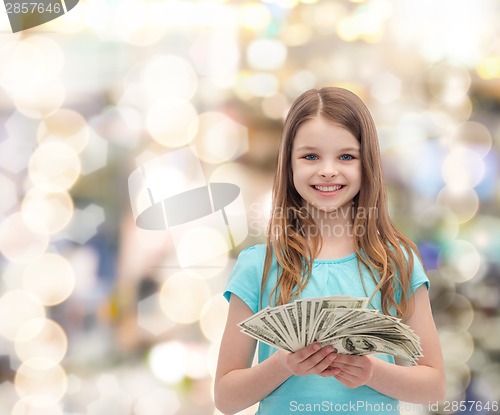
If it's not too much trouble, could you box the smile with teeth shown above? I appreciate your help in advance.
[312,184,344,192]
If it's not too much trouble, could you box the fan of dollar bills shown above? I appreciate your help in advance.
[238,295,423,365]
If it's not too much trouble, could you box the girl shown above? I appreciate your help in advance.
[214,87,445,414]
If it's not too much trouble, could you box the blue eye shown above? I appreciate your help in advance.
[340,154,353,161]
[304,154,318,160]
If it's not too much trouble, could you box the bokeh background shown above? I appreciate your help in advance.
[1,0,500,414]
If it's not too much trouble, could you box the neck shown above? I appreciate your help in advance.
[304,203,356,259]
[307,203,354,228]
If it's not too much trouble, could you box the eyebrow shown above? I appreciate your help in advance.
[295,146,360,152]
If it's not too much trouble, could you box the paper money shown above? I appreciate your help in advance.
[238,295,423,364]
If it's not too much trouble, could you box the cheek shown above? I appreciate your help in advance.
[348,165,362,182]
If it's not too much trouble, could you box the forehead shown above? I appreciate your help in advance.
[292,117,359,150]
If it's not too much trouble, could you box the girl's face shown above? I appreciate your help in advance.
[291,116,362,216]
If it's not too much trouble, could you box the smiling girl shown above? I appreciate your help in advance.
[214,87,445,415]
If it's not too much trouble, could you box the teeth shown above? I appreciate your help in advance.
[314,185,342,192]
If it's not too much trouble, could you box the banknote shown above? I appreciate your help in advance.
[237,295,422,364]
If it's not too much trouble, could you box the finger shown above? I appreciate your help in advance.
[334,371,358,388]
[319,366,341,377]
[298,346,336,373]
[328,361,364,378]
[330,353,367,368]
[306,350,337,374]
[293,342,323,363]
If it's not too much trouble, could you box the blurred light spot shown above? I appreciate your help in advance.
[469,369,500,404]
[83,0,112,34]
[135,1,234,29]
[433,96,473,126]
[37,109,89,154]
[0,290,45,341]
[15,359,67,403]
[142,55,198,103]
[441,360,471,403]
[370,72,402,104]
[439,240,481,283]
[110,0,147,43]
[0,135,33,175]
[415,205,459,244]
[173,226,230,269]
[23,253,75,306]
[146,101,199,148]
[468,284,499,311]
[185,344,209,379]
[117,82,149,113]
[460,215,500,262]
[87,374,133,415]
[468,348,489,372]
[28,141,81,192]
[274,0,299,8]
[439,329,474,364]
[262,93,290,120]
[305,2,345,34]
[79,129,109,175]
[209,163,251,195]
[130,149,202,218]
[472,315,500,353]
[0,36,63,93]
[21,189,74,235]
[194,112,249,164]
[200,295,229,343]
[441,148,485,191]
[454,121,493,157]
[137,293,175,336]
[284,70,317,97]
[160,272,211,324]
[433,293,474,333]
[337,6,386,43]
[436,186,479,224]
[148,341,188,384]
[477,55,500,79]
[189,27,240,89]
[15,318,67,365]
[281,23,314,46]
[90,105,142,149]
[63,204,105,245]
[393,0,495,63]
[12,398,64,415]
[113,1,167,47]
[134,387,180,415]
[0,173,17,216]
[427,62,471,104]
[12,79,66,119]
[238,3,271,31]
[0,212,49,263]
[239,73,279,98]
[247,39,287,70]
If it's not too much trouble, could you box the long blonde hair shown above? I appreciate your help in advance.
[261,87,420,319]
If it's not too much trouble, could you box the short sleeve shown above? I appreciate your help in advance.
[410,251,430,294]
[223,245,266,313]
[394,247,430,306]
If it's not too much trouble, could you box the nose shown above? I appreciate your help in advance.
[318,160,339,178]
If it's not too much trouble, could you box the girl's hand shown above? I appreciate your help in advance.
[279,343,338,376]
[320,354,375,388]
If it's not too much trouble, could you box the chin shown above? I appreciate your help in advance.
[315,205,339,213]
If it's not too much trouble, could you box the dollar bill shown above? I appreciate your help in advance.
[238,295,422,364]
